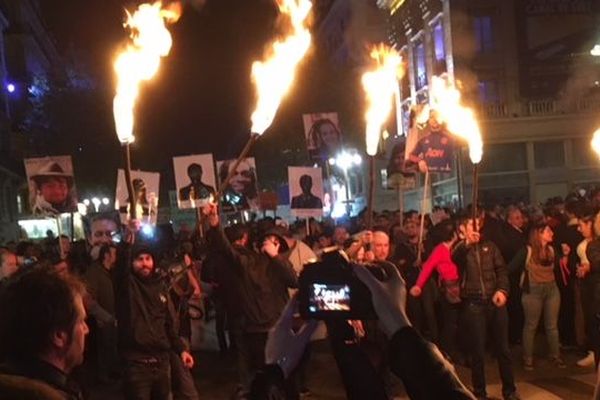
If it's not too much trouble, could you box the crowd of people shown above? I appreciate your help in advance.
[3,189,600,399]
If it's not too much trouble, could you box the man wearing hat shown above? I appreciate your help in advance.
[30,161,76,214]
[203,203,297,398]
[114,240,194,399]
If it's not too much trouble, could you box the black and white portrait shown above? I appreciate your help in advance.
[173,154,216,208]
[289,166,324,218]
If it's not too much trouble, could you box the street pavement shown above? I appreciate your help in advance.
[192,341,597,400]
[87,318,598,399]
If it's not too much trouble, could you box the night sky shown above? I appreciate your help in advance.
[39,0,364,200]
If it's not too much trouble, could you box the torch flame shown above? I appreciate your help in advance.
[361,44,403,156]
[429,75,483,164]
[592,128,600,159]
[113,1,181,144]
[250,0,312,135]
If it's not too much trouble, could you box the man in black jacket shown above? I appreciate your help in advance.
[454,217,520,400]
[203,203,297,398]
[500,206,527,345]
[0,268,88,400]
[114,239,194,400]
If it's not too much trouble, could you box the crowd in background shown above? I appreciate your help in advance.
[2,187,600,399]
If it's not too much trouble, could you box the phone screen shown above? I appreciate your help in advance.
[308,283,351,313]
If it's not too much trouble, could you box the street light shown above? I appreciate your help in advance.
[591,44,600,57]
[102,197,110,206]
[91,197,101,213]
[329,150,363,216]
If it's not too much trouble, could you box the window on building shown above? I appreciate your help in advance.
[400,47,410,100]
[473,16,493,53]
[414,40,427,90]
[432,20,445,61]
[380,169,389,190]
[481,142,527,173]
[571,138,597,167]
[534,141,565,169]
[478,80,499,103]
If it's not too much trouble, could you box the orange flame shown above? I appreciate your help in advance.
[361,44,403,156]
[429,75,482,164]
[592,128,600,159]
[113,1,181,144]
[250,0,312,135]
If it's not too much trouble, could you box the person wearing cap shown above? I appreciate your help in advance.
[113,237,194,400]
[30,161,76,215]
[203,202,297,398]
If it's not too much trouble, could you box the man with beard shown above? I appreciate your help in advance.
[114,237,194,400]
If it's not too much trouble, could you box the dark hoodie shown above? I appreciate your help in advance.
[113,243,184,360]
[207,226,297,333]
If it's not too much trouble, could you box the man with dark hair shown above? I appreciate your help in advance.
[178,163,215,202]
[204,203,297,398]
[0,268,88,399]
[84,244,118,383]
[453,217,520,400]
[291,175,323,209]
[114,241,194,400]
[500,206,527,345]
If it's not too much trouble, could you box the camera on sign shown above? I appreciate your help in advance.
[298,250,387,320]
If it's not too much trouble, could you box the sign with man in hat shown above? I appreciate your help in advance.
[24,156,78,215]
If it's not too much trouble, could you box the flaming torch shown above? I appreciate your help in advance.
[215,0,312,202]
[429,76,483,229]
[113,2,181,219]
[361,44,402,229]
[592,128,600,159]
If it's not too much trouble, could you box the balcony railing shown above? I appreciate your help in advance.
[476,95,600,120]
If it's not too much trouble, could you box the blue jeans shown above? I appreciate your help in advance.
[462,299,516,398]
[522,281,561,360]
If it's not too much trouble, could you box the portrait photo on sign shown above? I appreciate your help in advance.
[407,109,454,173]
[303,112,342,160]
[216,157,259,211]
[288,166,324,218]
[385,137,417,190]
[173,154,216,209]
[24,156,78,215]
[115,169,160,225]
[83,210,123,248]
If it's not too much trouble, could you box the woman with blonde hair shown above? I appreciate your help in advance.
[510,220,565,370]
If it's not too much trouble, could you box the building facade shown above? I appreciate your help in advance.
[0,0,64,241]
[376,0,600,211]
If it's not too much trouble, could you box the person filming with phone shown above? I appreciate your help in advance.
[203,202,297,399]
